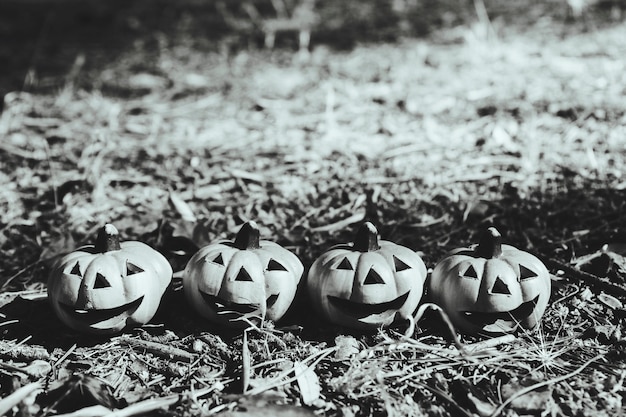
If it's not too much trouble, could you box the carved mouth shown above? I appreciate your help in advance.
[462,296,539,332]
[328,291,410,319]
[266,294,279,309]
[200,291,279,314]
[61,296,144,325]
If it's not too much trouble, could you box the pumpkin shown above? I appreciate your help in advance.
[429,227,551,335]
[48,224,173,334]
[307,222,427,330]
[182,221,304,327]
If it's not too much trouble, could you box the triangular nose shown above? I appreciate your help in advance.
[490,277,510,295]
[363,268,384,285]
[94,272,111,289]
[235,267,253,282]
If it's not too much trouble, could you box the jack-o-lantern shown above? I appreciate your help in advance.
[307,222,427,330]
[48,224,173,334]
[183,221,304,327]
[429,227,551,335]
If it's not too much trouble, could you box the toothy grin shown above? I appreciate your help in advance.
[327,291,410,319]
[461,295,539,330]
[61,296,144,325]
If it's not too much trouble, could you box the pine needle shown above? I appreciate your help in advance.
[490,353,605,417]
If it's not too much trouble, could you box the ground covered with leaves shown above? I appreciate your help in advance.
[1,1,626,416]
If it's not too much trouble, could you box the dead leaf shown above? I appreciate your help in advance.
[579,252,612,277]
[22,360,52,379]
[334,335,360,360]
[0,381,42,416]
[501,380,552,412]
[127,73,169,90]
[52,405,111,417]
[466,391,495,417]
[168,191,197,222]
[222,404,316,417]
[293,362,321,406]
[242,330,251,393]
[598,293,623,309]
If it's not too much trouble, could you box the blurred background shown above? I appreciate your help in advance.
[1,0,625,95]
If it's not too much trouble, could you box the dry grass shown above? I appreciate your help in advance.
[0,3,626,416]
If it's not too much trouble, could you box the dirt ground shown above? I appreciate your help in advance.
[0,1,625,416]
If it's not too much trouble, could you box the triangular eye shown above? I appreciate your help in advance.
[212,253,224,265]
[126,261,144,276]
[519,265,538,280]
[336,257,353,270]
[267,259,287,271]
[463,265,478,279]
[393,256,411,272]
[235,267,253,282]
[69,261,82,277]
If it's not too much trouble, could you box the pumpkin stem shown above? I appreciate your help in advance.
[475,227,503,258]
[94,224,121,252]
[353,222,380,252]
[234,221,261,250]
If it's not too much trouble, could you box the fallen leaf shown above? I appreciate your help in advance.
[501,380,552,412]
[22,360,52,379]
[293,362,321,406]
[168,191,197,222]
[598,293,623,310]
[242,330,251,393]
[466,391,495,417]
[334,335,360,360]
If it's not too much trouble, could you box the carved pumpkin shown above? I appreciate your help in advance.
[429,227,551,335]
[48,224,173,334]
[183,221,304,327]
[307,222,427,330]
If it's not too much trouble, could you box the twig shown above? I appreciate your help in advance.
[54,343,77,367]
[0,340,50,361]
[472,0,497,41]
[107,386,215,417]
[545,258,626,297]
[464,334,516,354]
[0,254,61,292]
[408,303,466,354]
[0,381,42,416]
[103,396,178,417]
[0,261,41,292]
[54,405,111,417]
[116,337,196,362]
[0,359,51,379]
[245,346,337,396]
[410,381,474,417]
[242,329,251,393]
[490,353,604,417]
[310,211,366,233]
[42,137,60,209]
[23,10,54,90]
